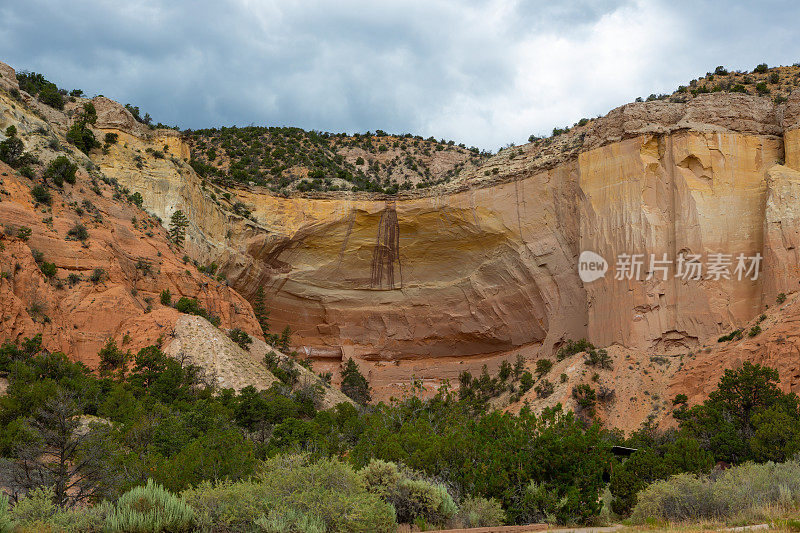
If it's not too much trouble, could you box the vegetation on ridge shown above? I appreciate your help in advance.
[187,126,491,194]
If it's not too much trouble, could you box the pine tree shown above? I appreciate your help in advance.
[252,286,270,335]
[169,210,188,248]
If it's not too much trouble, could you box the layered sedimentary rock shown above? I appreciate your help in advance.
[5,58,800,383]
[91,89,800,368]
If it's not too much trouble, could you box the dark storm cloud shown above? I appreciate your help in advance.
[0,1,798,149]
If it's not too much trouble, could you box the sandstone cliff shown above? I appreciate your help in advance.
[5,59,800,423]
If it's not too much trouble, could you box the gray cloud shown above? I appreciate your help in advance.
[1,0,798,149]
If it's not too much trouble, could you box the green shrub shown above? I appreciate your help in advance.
[0,125,29,168]
[516,480,568,525]
[632,459,800,522]
[520,370,535,393]
[572,384,597,411]
[30,184,52,205]
[16,71,65,109]
[452,496,505,528]
[17,226,32,242]
[777,293,787,304]
[44,155,78,187]
[174,297,220,326]
[535,359,553,378]
[254,508,327,532]
[9,486,107,532]
[39,260,57,278]
[583,348,612,369]
[557,339,594,361]
[66,223,89,241]
[361,459,457,526]
[535,379,554,399]
[748,324,761,337]
[160,289,171,306]
[0,491,16,533]
[341,357,371,405]
[90,268,107,283]
[105,479,194,533]
[228,328,253,350]
[66,103,100,154]
[184,454,396,533]
[18,165,35,178]
[105,132,119,145]
[717,329,742,342]
[182,479,270,532]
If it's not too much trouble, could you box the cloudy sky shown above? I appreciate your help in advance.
[1,0,798,149]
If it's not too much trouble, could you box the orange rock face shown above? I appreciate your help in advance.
[0,158,261,367]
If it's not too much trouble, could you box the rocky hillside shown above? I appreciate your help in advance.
[0,62,347,407]
[5,59,800,430]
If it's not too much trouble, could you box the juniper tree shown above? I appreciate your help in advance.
[341,358,371,405]
[0,126,27,168]
[66,102,100,154]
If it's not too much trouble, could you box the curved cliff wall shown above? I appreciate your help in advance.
[95,92,800,363]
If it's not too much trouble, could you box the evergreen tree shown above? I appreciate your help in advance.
[341,358,371,405]
[0,126,27,168]
[169,210,188,248]
[66,102,100,154]
[252,286,270,335]
[278,325,292,353]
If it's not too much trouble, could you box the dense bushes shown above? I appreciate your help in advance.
[632,459,800,523]
[351,397,611,524]
[610,361,800,516]
[678,362,800,463]
[184,454,397,533]
[16,71,65,109]
[227,328,252,350]
[361,459,457,527]
[609,437,713,515]
[66,222,89,241]
[3,327,797,529]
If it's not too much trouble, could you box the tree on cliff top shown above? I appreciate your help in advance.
[169,210,188,248]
